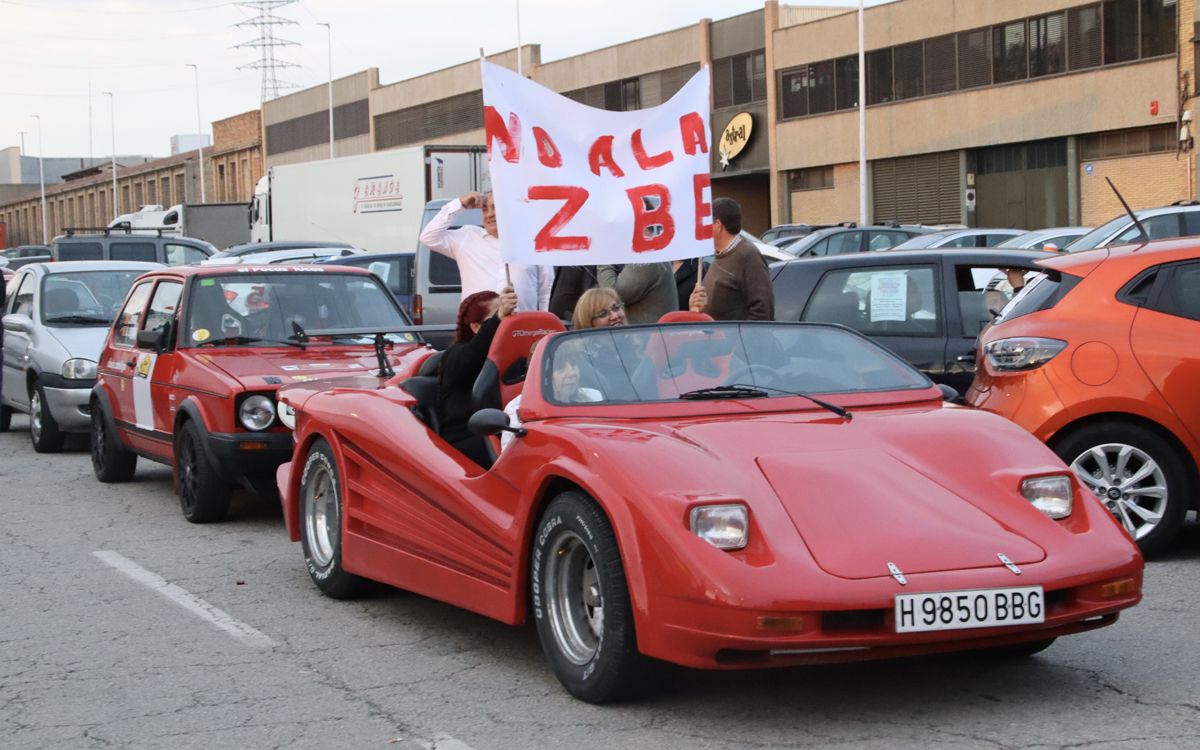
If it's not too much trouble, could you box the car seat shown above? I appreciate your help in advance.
[805,290,863,329]
[470,312,566,461]
[658,310,714,323]
[399,376,440,435]
[43,287,80,317]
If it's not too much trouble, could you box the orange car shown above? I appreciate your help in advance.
[968,239,1200,556]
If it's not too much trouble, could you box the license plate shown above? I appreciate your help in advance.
[894,586,1044,633]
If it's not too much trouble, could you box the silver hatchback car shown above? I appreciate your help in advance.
[1,261,162,451]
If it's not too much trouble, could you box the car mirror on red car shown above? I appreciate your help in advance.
[468,408,526,437]
[136,327,169,354]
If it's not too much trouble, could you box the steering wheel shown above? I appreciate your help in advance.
[727,364,784,390]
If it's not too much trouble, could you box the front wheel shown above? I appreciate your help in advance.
[176,419,231,523]
[30,384,64,453]
[1055,422,1188,558]
[531,491,652,703]
[299,439,367,599]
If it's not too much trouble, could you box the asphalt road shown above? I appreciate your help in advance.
[2,413,1199,750]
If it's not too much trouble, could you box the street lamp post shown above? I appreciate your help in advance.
[184,64,206,202]
[103,92,117,220]
[32,115,47,244]
[857,0,867,227]
[318,22,334,159]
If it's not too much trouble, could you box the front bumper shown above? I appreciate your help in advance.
[43,386,93,432]
[206,430,294,488]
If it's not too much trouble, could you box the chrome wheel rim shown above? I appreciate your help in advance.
[1071,442,1168,541]
[545,531,602,666]
[303,461,339,569]
[30,390,42,442]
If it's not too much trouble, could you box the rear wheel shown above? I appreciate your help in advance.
[1055,422,1188,558]
[176,419,231,523]
[531,491,652,703]
[91,403,137,482]
[29,384,64,453]
[299,439,367,599]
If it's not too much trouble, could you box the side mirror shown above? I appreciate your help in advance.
[468,408,526,437]
[2,314,33,334]
[137,326,168,353]
[938,383,961,403]
[1041,242,1059,253]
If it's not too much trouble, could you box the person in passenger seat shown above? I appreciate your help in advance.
[502,340,602,453]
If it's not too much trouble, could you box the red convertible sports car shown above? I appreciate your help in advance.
[275,316,1143,703]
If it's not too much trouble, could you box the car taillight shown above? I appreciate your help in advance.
[411,293,423,325]
[983,337,1067,371]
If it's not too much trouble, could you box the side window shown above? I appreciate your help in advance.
[867,231,907,250]
[110,242,158,262]
[165,243,209,266]
[802,265,940,336]
[143,282,183,339]
[983,234,1015,247]
[365,259,402,291]
[804,238,832,257]
[956,265,1024,337]
[1149,262,1200,322]
[114,282,154,348]
[826,232,864,256]
[428,252,462,288]
[11,274,35,316]
[1183,211,1200,237]
[56,242,103,261]
[1112,214,1182,244]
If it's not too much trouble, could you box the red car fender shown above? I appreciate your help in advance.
[279,414,324,543]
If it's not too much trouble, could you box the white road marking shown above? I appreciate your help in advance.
[419,735,479,750]
[93,550,279,650]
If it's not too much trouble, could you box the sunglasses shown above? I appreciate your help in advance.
[590,301,625,320]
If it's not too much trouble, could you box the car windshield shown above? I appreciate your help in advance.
[41,270,145,325]
[183,271,411,347]
[1064,214,1130,251]
[541,322,930,406]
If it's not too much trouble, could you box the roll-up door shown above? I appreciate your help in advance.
[872,151,961,224]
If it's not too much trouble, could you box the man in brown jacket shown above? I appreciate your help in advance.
[688,198,775,320]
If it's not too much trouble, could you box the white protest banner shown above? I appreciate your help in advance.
[481,60,713,266]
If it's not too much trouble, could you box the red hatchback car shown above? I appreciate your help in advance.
[969,240,1200,556]
[276,317,1142,703]
[91,264,430,522]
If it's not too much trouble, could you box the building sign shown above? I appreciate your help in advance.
[353,174,403,214]
[718,112,753,170]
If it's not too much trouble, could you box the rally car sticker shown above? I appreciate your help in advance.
[132,352,157,431]
[192,328,211,342]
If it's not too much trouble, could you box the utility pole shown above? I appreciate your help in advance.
[234,0,301,102]
[18,130,26,155]
[857,0,867,226]
[185,64,207,202]
[104,92,117,219]
[32,115,47,244]
[318,22,333,158]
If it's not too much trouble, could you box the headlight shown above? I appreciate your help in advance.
[61,358,97,380]
[1022,475,1073,519]
[690,504,748,550]
[984,337,1067,371]
[238,394,276,431]
[277,400,296,430]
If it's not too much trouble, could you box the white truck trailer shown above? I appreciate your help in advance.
[248,145,489,252]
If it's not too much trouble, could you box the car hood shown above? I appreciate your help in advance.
[193,346,418,388]
[43,325,110,361]
[558,406,1053,580]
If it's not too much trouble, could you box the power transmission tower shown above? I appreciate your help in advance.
[234,0,301,102]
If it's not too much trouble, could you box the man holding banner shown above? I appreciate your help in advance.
[688,197,775,321]
[480,61,717,300]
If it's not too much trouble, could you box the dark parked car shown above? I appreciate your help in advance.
[52,229,215,266]
[771,248,1047,393]
[779,224,934,257]
[1,245,52,270]
[759,222,841,245]
[322,251,415,313]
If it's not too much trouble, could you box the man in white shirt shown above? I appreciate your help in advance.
[419,191,553,312]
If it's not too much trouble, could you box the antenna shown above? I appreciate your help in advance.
[1105,177,1149,243]
[234,0,302,102]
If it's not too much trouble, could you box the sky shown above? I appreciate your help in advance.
[1,0,887,160]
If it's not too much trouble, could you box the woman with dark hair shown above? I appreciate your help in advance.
[437,287,517,465]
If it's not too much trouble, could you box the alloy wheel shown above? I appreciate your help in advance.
[303,461,339,569]
[545,530,604,666]
[30,390,42,443]
[1071,442,1168,542]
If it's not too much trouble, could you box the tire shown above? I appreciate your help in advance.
[984,637,1057,658]
[0,403,11,432]
[299,439,368,599]
[530,491,652,703]
[176,419,231,523]
[91,402,137,482]
[29,383,64,453]
[1054,422,1189,558]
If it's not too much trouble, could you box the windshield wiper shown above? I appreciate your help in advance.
[45,314,111,325]
[725,382,852,420]
[196,335,305,348]
[679,385,769,400]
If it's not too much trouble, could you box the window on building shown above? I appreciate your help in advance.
[715,50,767,109]
[161,177,171,205]
[1029,13,1066,77]
[790,166,834,191]
[958,29,992,88]
[993,20,1028,83]
[121,185,130,213]
[924,35,958,95]
[1141,0,1177,58]
[1103,0,1139,64]
[134,182,143,208]
[780,67,810,118]
[146,178,156,206]
[866,48,893,104]
[809,60,836,114]
[1079,124,1177,159]
[230,162,238,201]
[893,41,924,99]
[174,173,184,204]
[603,78,640,111]
[217,164,226,201]
[1069,5,1103,69]
[835,55,859,109]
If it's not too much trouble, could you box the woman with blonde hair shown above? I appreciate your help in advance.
[571,287,627,329]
